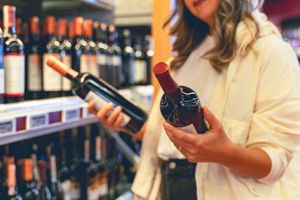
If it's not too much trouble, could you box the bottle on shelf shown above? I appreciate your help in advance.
[46,56,148,134]
[20,159,40,200]
[41,16,61,98]
[0,27,4,104]
[26,16,41,100]
[3,157,23,200]
[38,157,52,200]
[71,17,89,73]
[133,37,147,85]
[57,19,72,96]
[49,152,64,200]
[153,62,208,134]
[84,19,99,78]
[3,5,25,103]
[144,35,154,85]
[121,29,135,88]
[107,24,122,89]
[95,22,108,83]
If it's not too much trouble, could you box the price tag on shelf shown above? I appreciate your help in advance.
[64,108,80,122]
[16,116,27,132]
[0,120,14,134]
[29,114,48,129]
[48,111,63,124]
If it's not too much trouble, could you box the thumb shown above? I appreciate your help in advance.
[203,106,222,132]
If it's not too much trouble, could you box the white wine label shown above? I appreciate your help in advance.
[98,184,108,196]
[180,124,197,134]
[88,185,99,200]
[62,55,72,91]
[65,109,80,122]
[0,120,13,134]
[89,54,99,78]
[80,54,89,73]
[28,54,42,91]
[134,60,147,83]
[43,53,62,91]
[62,180,72,200]
[30,114,47,129]
[112,55,122,66]
[85,91,131,127]
[97,54,106,65]
[70,188,80,200]
[4,54,25,96]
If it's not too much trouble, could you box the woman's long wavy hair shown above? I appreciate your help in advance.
[165,0,264,71]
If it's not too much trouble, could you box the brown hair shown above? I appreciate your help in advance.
[165,0,264,72]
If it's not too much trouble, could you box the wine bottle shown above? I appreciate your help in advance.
[133,37,147,85]
[3,5,25,103]
[0,27,4,104]
[121,29,135,87]
[42,16,61,98]
[144,35,154,85]
[84,19,99,78]
[71,17,89,73]
[38,158,52,200]
[107,24,122,89]
[3,159,23,200]
[49,155,64,200]
[26,16,41,100]
[20,159,40,200]
[153,62,208,133]
[95,22,109,83]
[57,19,72,96]
[46,56,148,133]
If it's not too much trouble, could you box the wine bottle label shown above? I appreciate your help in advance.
[180,124,197,134]
[28,54,42,91]
[4,53,25,96]
[88,176,99,200]
[98,173,108,196]
[89,54,99,78]
[62,180,72,200]
[0,43,4,95]
[50,155,57,183]
[62,54,72,91]
[95,136,102,160]
[112,55,122,67]
[106,55,113,66]
[97,54,106,65]
[43,53,62,91]
[134,60,147,83]
[70,177,80,200]
[85,91,131,127]
[80,54,89,73]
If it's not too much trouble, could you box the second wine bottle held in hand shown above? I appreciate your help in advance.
[46,56,148,134]
[153,62,208,134]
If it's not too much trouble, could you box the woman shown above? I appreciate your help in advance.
[89,0,300,199]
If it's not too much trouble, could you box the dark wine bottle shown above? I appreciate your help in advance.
[20,159,40,200]
[71,17,89,73]
[121,29,135,87]
[133,37,147,85]
[0,27,4,104]
[46,56,148,133]
[26,16,41,100]
[153,62,208,134]
[42,16,61,98]
[84,19,99,78]
[57,19,72,96]
[107,24,122,89]
[95,22,109,83]
[144,35,154,85]
[3,5,25,103]
[49,155,64,200]
[38,159,52,200]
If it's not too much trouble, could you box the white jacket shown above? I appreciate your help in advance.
[132,11,300,200]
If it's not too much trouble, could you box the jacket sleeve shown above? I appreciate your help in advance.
[245,38,300,183]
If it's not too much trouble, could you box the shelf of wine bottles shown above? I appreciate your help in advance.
[0,124,139,200]
[0,4,154,104]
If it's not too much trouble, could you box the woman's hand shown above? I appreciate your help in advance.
[163,106,234,164]
[88,101,135,136]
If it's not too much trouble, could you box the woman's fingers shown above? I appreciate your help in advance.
[96,103,114,123]
[113,113,124,128]
[87,101,97,114]
[107,106,122,127]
